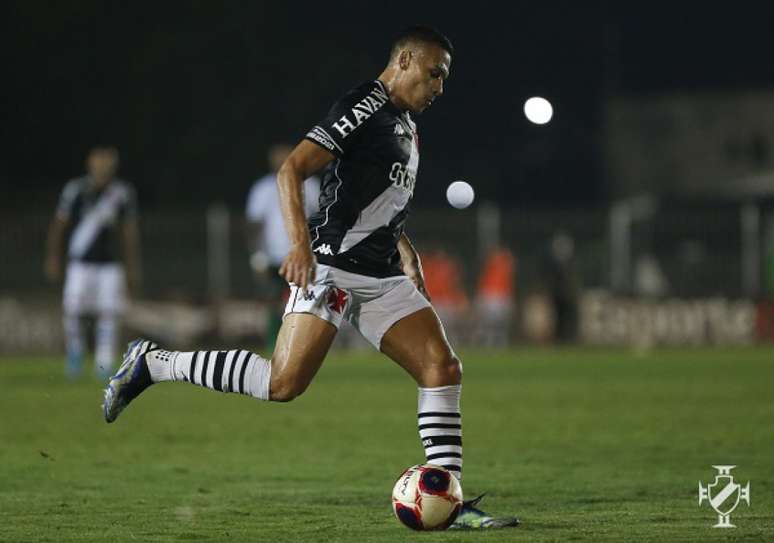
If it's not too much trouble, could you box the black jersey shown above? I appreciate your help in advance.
[304,80,419,278]
[56,176,137,263]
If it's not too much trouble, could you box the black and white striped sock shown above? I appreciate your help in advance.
[418,385,462,481]
[146,349,271,400]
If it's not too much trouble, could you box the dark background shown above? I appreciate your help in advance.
[2,2,773,209]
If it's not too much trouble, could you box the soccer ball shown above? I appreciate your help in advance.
[391,464,463,530]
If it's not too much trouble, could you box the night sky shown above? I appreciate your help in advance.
[2,3,773,209]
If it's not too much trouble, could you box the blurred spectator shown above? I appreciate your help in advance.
[541,231,579,343]
[474,245,516,346]
[634,253,669,297]
[421,246,469,344]
[45,146,140,378]
[246,143,319,349]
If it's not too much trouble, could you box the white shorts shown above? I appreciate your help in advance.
[63,261,127,316]
[284,264,431,349]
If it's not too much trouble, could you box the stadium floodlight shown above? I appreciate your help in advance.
[524,96,553,125]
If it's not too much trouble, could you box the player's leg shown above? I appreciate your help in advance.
[379,307,464,480]
[347,275,464,478]
[103,313,336,422]
[268,313,337,401]
[103,268,346,421]
[94,264,127,379]
[143,312,335,399]
[62,262,89,378]
[94,313,119,379]
[62,311,85,379]
[370,282,518,528]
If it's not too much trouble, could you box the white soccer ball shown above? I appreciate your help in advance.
[391,464,463,531]
[446,181,475,209]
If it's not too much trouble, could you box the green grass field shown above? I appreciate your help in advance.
[1,346,773,542]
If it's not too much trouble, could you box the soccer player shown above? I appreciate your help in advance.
[45,145,140,378]
[103,26,518,529]
[246,143,319,349]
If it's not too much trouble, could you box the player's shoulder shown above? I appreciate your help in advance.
[60,176,88,200]
[333,79,389,107]
[63,175,88,191]
[110,178,135,195]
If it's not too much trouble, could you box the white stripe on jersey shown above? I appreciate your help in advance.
[336,133,417,255]
[337,183,411,254]
[312,161,345,247]
[68,184,129,259]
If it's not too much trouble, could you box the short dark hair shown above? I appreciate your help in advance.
[89,145,119,157]
[390,25,454,59]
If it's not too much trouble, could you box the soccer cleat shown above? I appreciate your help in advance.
[448,493,520,530]
[102,339,158,423]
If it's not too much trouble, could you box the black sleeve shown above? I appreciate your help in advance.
[120,183,138,220]
[304,82,385,158]
[55,180,80,219]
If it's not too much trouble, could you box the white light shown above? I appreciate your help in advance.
[524,96,553,125]
[446,181,475,209]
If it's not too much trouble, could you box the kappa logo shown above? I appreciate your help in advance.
[394,122,406,136]
[313,244,333,256]
[699,465,750,528]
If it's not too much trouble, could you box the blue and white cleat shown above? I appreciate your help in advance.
[449,494,520,530]
[102,339,158,423]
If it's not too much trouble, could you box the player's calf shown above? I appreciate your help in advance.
[418,382,463,481]
[144,348,272,400]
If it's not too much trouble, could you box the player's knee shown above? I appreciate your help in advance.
[438,355,463,385]
[423,346,462,387]
[269,375,309,402]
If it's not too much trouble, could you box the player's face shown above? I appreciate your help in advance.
[401,44,451,114]
[87,149,119,185]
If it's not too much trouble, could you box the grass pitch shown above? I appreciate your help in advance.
[1,346,772,542]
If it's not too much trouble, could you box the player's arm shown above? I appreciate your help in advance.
[277,140,335,289]
[122,218,142,294]
[398,232,430,301]
[44,215,69,283]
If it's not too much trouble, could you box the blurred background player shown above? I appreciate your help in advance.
[541,231,579,343]
[474,245,516,346]
[420,245,469,344]
[246,143,319,349]
[45,146,140,378]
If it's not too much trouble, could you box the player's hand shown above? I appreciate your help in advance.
[44,256,62,283]
[403,259,431,301]
[279,243,316,290]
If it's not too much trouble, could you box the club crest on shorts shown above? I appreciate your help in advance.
[327,288,348,314]
[698,465,750,528]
